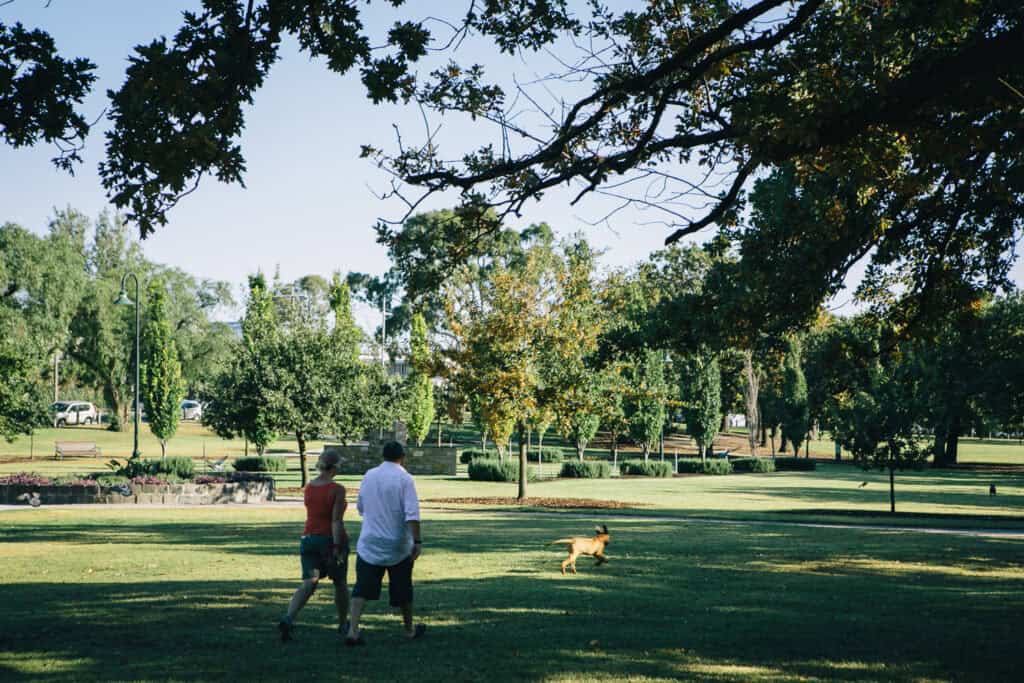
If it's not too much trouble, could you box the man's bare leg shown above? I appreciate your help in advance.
[347,597,366,640]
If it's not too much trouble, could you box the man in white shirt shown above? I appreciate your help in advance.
[345,441,425,644]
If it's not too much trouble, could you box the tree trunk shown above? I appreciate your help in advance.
[517,422,528,501]
[944,414,961,465]
[700,442,706,464]
[437,416,442,447]
[297,430,308,488]
[889,451,896,513]
[160,440,166,459]
[642,443,650,462]
[743,352,760,457]
[576,439,585,462]
[719,414,728,433]
[481,427,488,453]
[931,429,946,467]
[769,427,776,457]
[658,430,665,459]
[537,431,544,478]
[760,422,767,448]
[780,435,789,453]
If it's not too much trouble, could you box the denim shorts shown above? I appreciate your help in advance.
[299,534,348,582]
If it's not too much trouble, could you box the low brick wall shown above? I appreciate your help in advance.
[0,480,275,505]
[322,445,457,476]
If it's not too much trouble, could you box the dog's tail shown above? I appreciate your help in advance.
[548,538,576,546]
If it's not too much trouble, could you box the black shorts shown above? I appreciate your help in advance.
[352,554,414,606]
[299,535,348,583]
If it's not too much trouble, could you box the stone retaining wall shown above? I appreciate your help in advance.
[322,444,457,476]
[0,480,275,505]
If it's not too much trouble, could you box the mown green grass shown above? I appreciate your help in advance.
[1,506,1022,682]
[4,454,1024,529]
[0,421,332,460]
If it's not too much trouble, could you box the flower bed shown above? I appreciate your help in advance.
[0,472,275,505]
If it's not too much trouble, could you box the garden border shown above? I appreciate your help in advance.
[0,480,275,505]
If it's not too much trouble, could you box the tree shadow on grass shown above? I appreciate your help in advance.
[2,516,1023,681]
[716,481,1024,512]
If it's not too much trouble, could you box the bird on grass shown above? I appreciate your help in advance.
[204,456,229,472]
[858,482,869,488]
[16,492,42,507]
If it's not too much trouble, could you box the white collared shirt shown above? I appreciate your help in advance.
[355,461,421,566]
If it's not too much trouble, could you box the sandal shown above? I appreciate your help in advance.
[407,624,427,640]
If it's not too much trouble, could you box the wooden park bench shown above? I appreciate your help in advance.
[54,441,102,460]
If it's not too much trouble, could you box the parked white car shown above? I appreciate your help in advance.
[50,401,99,427]
[180,399,203,421]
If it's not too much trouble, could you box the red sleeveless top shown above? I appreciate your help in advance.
[303,482,342,536]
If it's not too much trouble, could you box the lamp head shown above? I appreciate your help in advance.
[114,289,134,306]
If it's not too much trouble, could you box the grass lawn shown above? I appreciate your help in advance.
[1,505,1022,682]
[3,454,1024,529]
[0,421,329,460]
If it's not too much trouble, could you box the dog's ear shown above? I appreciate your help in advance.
[601,525,609,534]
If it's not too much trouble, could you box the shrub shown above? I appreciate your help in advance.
[130,475,173,485]
[731,457,776,473]
[676,458,733,475]
[468,459,537,482]
[702,458,733,475]
[773,457,817,471]
[0,472,53,486]
[559,460,612,478]
[233,456,287,472]
[620,460,673,477]
[676,458,705,474]
[459,449,490,464]
[51,476,99,487]
[528,446,566,463]
[226,471,273,483]
[92,474,130,487]
[194,474,227,484]
[146,457,194,479]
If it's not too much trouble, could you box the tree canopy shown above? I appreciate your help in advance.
[4,2,1019,336]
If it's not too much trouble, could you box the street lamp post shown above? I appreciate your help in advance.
[114,273,141,459]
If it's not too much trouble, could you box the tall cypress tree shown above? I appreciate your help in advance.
[682,349,722,461]
[780,336,810,457]
[405,311,435,446]
[141,281,185,458]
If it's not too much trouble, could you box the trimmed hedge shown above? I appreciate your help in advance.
[529,447,566,464]
[773,457,817,471]
[677,458,733,475]
[731,457,776,473]
[560,460,612,479]
[459,449,491,464]
[620,460,674,477]
[146,457,195,479]
[233,456,287,472]
[467,459,538,482]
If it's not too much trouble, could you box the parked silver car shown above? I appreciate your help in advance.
[50,401,99,427]
[180,399,203,421]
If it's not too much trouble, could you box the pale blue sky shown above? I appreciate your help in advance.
[2,2,1020,328]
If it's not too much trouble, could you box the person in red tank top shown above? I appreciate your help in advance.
[278,450,349,641]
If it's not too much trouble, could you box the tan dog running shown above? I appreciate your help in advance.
[549,525,610,575]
